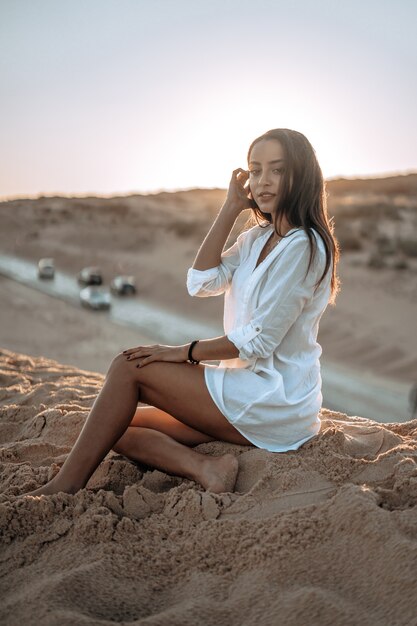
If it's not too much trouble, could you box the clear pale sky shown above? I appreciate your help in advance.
[1,0,416,199]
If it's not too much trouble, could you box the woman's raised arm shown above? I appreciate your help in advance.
[191,168,251,271]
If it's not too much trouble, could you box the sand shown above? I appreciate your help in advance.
[1,348,417,625]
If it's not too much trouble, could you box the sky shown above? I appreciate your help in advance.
[0,0,416,199]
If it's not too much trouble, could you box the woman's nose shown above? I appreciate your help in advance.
[258,170,271,184]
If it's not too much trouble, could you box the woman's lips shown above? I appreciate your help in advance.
[258,194,275,201]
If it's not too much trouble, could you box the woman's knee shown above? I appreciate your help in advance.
[107,352,133,377]
[107,354,162,389]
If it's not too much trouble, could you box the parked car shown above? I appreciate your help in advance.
[79,286,111,310]
[38,257,55,279]
[110,275,136,295]
[77,266,103,286]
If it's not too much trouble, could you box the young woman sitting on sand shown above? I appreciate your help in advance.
[25,128,340,498]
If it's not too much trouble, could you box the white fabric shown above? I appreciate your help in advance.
[186,223,332,452]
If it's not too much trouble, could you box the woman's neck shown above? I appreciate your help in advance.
[270,216,295,238]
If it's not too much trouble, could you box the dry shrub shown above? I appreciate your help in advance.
[392,257,409,270]
[333,201,400,221]
[357,218,375,238]
[335,225,362,251]
[168,220,206,239]
[375,234,397,255]
[367,251,386,269]
[398,238,417,258]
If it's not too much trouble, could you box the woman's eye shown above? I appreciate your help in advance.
[249,168,284,176]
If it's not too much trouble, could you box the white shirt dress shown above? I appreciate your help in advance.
[186,223,332,453]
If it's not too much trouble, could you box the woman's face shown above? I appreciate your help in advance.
[248,138,286,215]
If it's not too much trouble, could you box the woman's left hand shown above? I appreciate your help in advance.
[123,344,189,368]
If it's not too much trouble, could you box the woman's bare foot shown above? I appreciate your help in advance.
[21,477,78,499]
[18,454,239,499]
[197,453,239,494]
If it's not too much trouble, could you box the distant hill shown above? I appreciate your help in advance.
[326,173,417,196]
[134,172,417,200]
[2,172,417,204]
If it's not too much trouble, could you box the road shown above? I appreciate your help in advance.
[0,253,412,423]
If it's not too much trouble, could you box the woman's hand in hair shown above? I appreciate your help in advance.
[222,168,253,216]
[122,344,189,368]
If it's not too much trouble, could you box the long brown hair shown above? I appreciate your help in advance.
[244,128,340,305]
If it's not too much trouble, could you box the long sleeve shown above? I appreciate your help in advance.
[186,237,242,298]
[227,236,328,360]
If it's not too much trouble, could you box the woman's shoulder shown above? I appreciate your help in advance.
[293,227,325,251]
[293,228,329,279]
[286,228,328,275]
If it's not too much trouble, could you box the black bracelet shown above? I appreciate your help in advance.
[188,340,200,364]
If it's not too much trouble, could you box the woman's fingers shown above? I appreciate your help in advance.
[231,168,244,182]
[232,167,248,180]
[123,347,140,355]
[122,345,185,367]
[123,345,155,356]
[232,169,249,191]
[125,350,151,361]
[135,357,151,368]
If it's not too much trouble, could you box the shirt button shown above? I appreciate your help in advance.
[255,326,261,331]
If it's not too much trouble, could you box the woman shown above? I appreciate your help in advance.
[25,128,340,498]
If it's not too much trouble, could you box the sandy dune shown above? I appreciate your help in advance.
[1,348,417,624]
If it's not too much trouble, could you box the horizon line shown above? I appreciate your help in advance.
[1,168,416,203]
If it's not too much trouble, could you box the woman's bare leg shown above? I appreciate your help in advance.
[128,405,217,446]
[22,356,243,498]
[25,362,142,496]
[113,426,238,493]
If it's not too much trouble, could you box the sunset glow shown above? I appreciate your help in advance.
[1,0,416,199]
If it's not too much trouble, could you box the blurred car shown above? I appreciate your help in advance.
[38,257,55,279]
[79,286,111,310]
[77,266,103,286]
[110,275,136,295]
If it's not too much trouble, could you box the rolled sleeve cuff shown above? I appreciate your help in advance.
[227,321,263,360]
[186,266,220,296]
